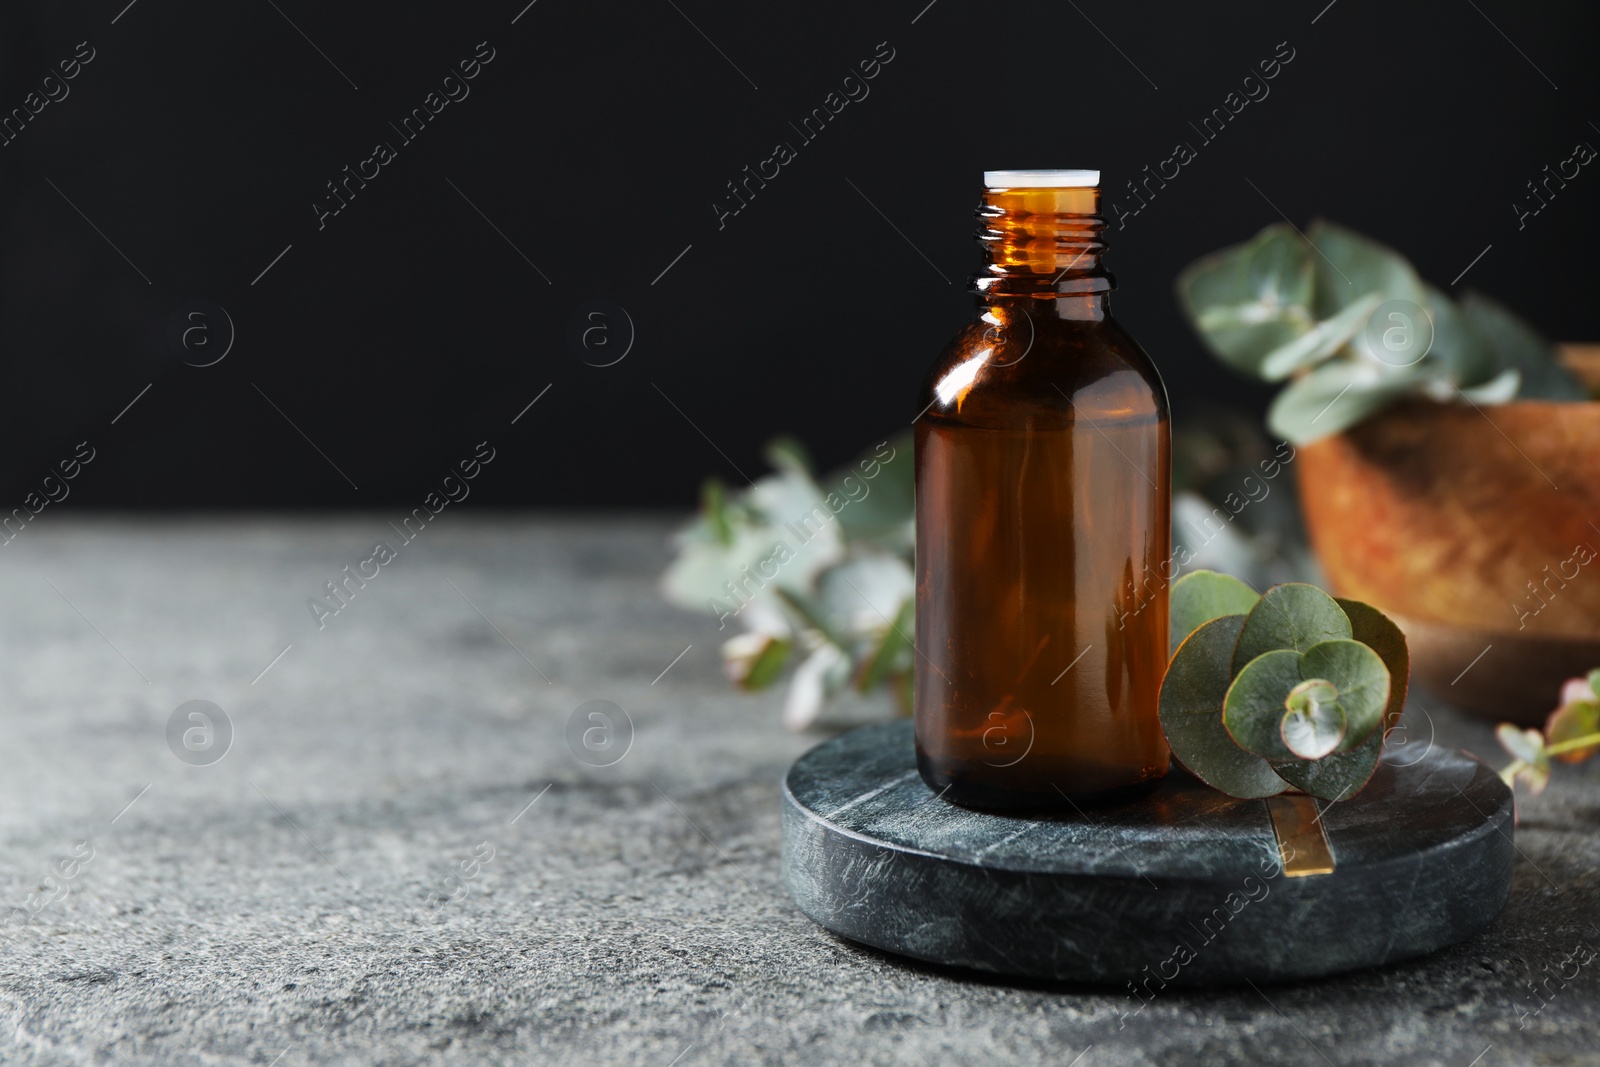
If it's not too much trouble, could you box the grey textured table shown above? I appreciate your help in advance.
[0,516,1595,1066]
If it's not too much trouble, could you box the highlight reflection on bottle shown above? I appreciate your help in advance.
[914,170,1171,811]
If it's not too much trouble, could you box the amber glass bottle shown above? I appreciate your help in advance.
[914,169,1171,811]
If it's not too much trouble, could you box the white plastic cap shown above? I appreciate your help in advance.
[983,169,1100,189]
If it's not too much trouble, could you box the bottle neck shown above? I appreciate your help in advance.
[973,185,1113,320]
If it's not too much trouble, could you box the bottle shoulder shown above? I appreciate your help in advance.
[917,311,1169,430]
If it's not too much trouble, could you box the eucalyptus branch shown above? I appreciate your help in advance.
[1545,732,1600,758]
[1496,670,1600,798]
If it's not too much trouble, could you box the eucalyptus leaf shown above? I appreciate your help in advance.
[1558,676,1594,708]
[1232,583,1352,673]
[703,479,734,546]
[1280,680,1346,759]
[1421,283,1496,388]
[1176,224,1315,377]
[813,556,915,644]
[1456,368,1522,404]
[1306,219,1426,317]
[1548,676,1600,764]
[1270,730,1385,801]
[1258,293,1384,381]
[1299,639,1390,750]
[1159,615,1287,798]
[1222,649,1304,760]
[1498,724,1546,764]
[740,635,792,690]
[746,452,830,532]
[773,587,848,650]
[1458,290,1586,400]
[1335,597,1409,732]
[1496,724,1551,795]
[1546,698,1600,763]
[783,643,852,732]
[764,436,815,478]
[831,434,914,548]
[661,521,807,613]
[1168,569,1260,655]
[662,435,853,621]
[1266,358,1416,445]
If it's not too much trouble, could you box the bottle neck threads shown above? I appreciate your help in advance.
[973,186,1112,307]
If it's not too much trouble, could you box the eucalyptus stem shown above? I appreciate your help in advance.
[1544,732,1600,758]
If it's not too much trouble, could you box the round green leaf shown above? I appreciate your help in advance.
[1546,698,1600,763]
[1176,225,1315,377]
[1496,724,1551,794]
[1459,290,1586,401]
[1271,732,1383,801]
[1222,650,1304,761]
[1232,583,1353,675]
[1299,640,1389,750]
[1258,293,1385,382]
[1168,570,1260,657]
[1159,615,1286,799]
[1334,597,1408,735]
[1421,283,1496,389]
[1266,359,1419,445]
[1457,368,1521,403]
[1305,219,1426,318]
[831,433,913,546]
[1497,724,1545,765]
[1280,680,1346,759]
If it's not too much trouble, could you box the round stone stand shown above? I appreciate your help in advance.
[781,721,1513,986]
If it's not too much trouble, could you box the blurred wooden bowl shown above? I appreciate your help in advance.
[1297,346,1600,724]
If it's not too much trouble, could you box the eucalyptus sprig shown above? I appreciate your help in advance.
[1160,570,1409,801]
[659,434,916,730]
[1176,220,1587,444]
[1497,670,1600,795]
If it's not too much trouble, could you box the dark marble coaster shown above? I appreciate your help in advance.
[782,720,1513,986]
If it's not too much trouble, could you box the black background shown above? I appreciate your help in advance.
[1,0,1595,509]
